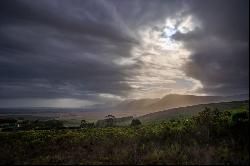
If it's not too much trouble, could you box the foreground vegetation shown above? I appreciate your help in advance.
[0,106,249,165]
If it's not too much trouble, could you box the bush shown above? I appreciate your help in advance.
[80,120,94,128]
[130,119,142,127]
[231,111,249,124]
[0,106,248,165]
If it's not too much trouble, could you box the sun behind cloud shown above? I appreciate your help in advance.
[114,14,203,99]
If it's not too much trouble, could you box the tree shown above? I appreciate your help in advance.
[195,107,213,142]
[44,120,64,129]
[0,118,17,124]
[105,115,116,127]
[80,120,88,128]
[130,119,142,127]
[231,111,249,124]
[80,120,94,128]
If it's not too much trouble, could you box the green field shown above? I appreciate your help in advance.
[0,103,248,165]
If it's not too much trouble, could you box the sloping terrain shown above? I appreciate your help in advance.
[114,94,249,116]
[138,100,249,123]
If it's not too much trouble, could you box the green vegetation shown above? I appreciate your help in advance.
[0,105,248,165]
[0,119,64,132]
[0,118,17,124]
[19,119,64,130]
[80,120,94,128]
[96,116,133,127]
[139,100,249,123]
[130,119,142,127]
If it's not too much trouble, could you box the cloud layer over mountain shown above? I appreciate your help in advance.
[0,0,248,107]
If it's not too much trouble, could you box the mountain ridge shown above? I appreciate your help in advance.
[114,94,249,116]
[138,100,249,123]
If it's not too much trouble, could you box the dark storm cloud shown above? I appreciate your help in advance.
[0,0,248,101]
[0,0,183,99]
[173,0,249,95]
[0,0,135,99]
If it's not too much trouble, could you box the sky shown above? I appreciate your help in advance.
[0,0,249,108]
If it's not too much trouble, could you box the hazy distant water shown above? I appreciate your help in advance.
[0,107,103,114]
[0,107,125,121]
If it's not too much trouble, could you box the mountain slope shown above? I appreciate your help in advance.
[138,100,249,123]
[114,94,249,116]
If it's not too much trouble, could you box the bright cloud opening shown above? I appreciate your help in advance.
[115,15,203,99]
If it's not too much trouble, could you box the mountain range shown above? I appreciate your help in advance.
[113,94,249,116]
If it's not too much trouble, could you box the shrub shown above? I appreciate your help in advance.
[80,120,94,128]
[130,119,142,127]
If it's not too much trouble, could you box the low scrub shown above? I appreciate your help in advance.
[0,107,248,165]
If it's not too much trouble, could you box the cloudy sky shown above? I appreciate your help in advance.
[0,0,249,108]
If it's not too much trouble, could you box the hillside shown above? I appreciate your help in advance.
[139,100,249,123]
[114,94,249,116]
[94,100,249,125]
